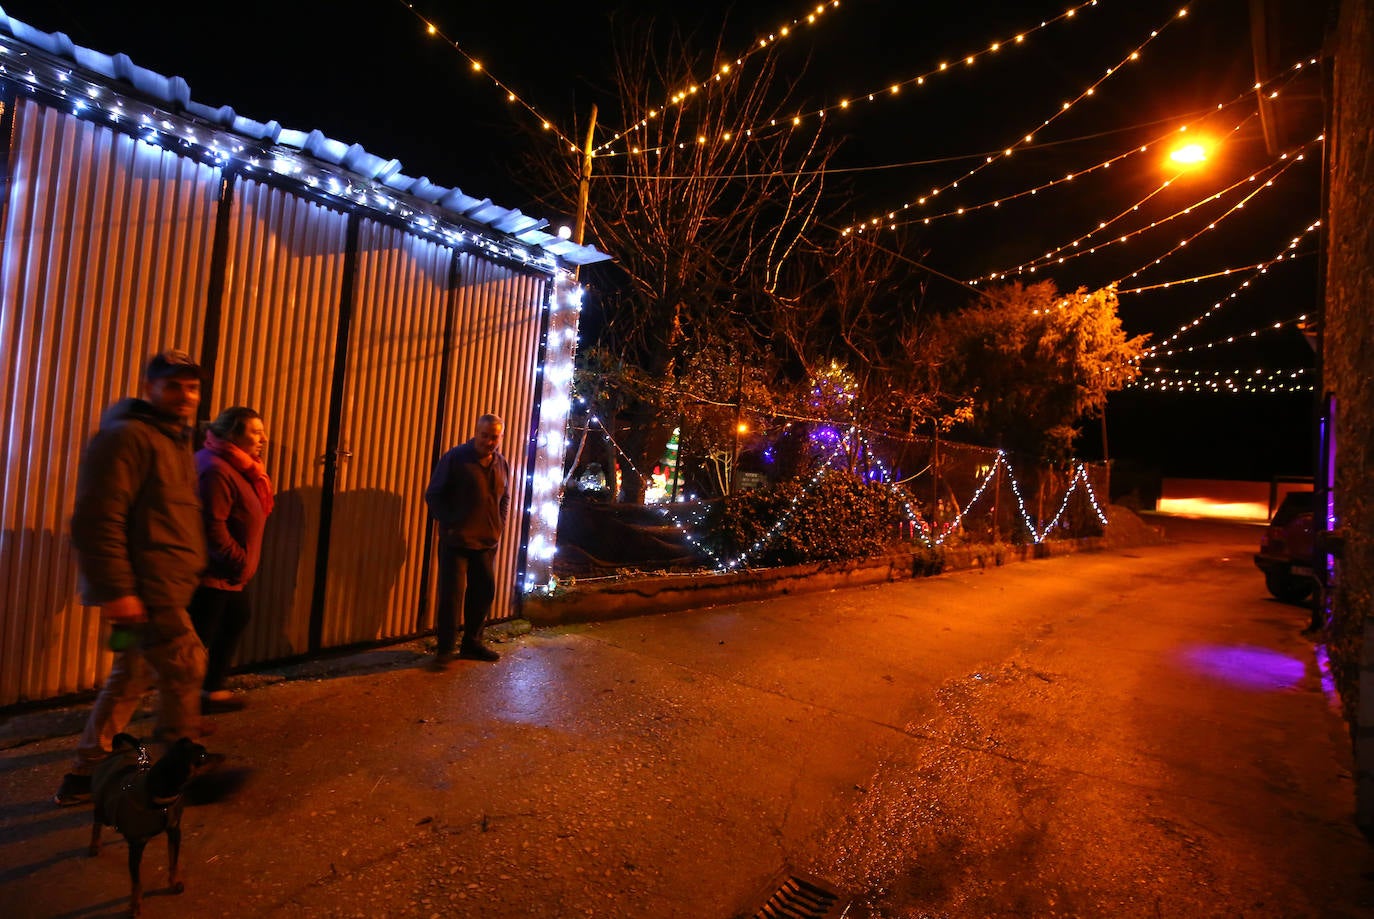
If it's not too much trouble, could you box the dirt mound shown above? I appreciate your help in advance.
[1102,504,1167,548]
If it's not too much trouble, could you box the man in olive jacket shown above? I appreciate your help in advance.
[54,350,216,806]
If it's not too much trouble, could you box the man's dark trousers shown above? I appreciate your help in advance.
[435,543,497,653]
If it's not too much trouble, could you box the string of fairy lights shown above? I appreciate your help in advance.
[966,122,1260,279]
[971,115,1318,283]
[390,0,577,149]
[1128,367,1313,393]
[872,113,1253,232]
[598,0,1107,161]
[1115,255,1313,295]
[594,0,846,157]
[583,415,1107,571]
[1132,217,1322,353]
[844,5,1192,235]
[1144,313,1309,357]
[1112,139,1319,286]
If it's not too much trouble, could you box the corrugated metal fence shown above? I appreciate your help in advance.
[0,96,556,706]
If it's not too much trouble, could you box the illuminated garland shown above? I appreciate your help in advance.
[972,125,1264,281]
[1145,314,1309,357]
[1129,367,1314,393]
[523,277,585,590]
[1116,256,1312,295]
[392,0,577,149]
[845,5,1191,234]
[877,119,1244,232]
[664,429,856,571]
[1136,218,1322,352]
[863,56,1317,247]
[596,0,845,156]
[1113,140,1319,285]
[1001,454,1110,542]
[975,129,1315,283]
[1131,380,1314,393]
[569,423,1111,578]
[606,0,1107,163]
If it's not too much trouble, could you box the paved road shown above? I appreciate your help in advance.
[2,516,1371,917]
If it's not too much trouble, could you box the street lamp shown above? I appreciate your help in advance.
[1167,138,1213,171]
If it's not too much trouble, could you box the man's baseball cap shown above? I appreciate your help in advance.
[145,349,203,381]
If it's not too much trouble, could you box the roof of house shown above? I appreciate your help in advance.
[0,7,610,268]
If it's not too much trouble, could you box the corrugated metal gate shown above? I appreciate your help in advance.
[0,95,555,706]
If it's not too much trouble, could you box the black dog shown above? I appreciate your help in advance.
[88,733,217,917]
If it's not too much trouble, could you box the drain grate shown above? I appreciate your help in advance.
[749,870,852,918]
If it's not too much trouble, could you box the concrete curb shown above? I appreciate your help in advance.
[525,518,1166,627]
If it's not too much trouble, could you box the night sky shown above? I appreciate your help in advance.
[3,0,1328,483]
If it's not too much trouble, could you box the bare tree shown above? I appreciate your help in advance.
[523,21,835,501]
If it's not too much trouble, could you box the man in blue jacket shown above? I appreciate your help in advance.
[425,413,510,667]
[55,350,219,806]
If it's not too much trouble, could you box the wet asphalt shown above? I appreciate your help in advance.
[1,516,1372,918]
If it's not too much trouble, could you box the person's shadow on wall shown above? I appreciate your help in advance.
[246,485,317,662]
[1,526,83,708]
[320,487,409,645]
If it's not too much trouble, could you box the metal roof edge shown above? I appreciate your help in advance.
[0,6,612,267]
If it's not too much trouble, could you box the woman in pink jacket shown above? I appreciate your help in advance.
[189,406,273,713]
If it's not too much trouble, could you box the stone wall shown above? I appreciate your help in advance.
[1325,0,1374,830]
[525,506,1165,627]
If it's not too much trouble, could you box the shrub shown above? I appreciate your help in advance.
[706,472,909,566]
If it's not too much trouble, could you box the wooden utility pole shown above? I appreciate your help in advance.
[572,105,597,282]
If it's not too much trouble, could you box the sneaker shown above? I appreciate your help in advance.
[53,772,92,807]
[458,642,500,662]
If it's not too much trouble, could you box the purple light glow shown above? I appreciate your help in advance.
[1177,644,1306,692]
[811,425,841,445]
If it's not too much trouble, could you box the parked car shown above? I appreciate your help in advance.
[1254,491,1317,603]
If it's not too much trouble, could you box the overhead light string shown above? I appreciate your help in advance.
[871,107,1256,239]
[602,0,1108,162]
[1129,367,1313,394]
[392,0,577,150]
[1143,313,1312,358]
[1110,256,1313,295]
[1133,217,1323,353]
[969,118,1266,280]
[594,0,845,157]
[976,143,1299,284]
[857,54,1317,242]
[845,6,1192,234]
[1110,135,1320,286]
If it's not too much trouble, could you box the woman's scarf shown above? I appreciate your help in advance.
[204,429,275,516]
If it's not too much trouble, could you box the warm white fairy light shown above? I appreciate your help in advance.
[767,1,1105,160]
[1113,137,1319,286]
[1136,218,1322,353]
[972,124,1318,284]
[392,0,577,150]
[1116,257,1311,295]
[846,5,1189,234]
[1144,314,1310,357]
[594,0,845,156]
[1129,366,1314,394]
[944,114,1261,249]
